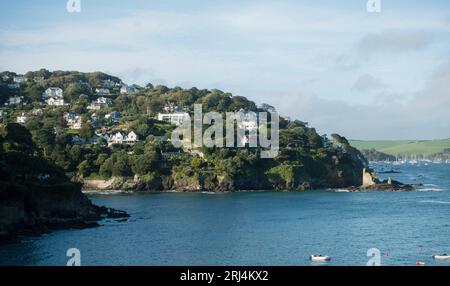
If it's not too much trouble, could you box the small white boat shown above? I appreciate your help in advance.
[432,254,450,260]
[310,255,331,262]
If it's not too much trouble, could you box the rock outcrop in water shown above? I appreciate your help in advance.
[0,124,128,243]
[347,168,413,192]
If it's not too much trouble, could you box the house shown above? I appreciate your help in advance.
[107,131,138,146]
[123,131,138,145]
[101,79,117,89]
[157,112,189,126]
[237,109,258,131]
[321,135,330,148]
[108,132,124,145]
[8,96,23,105]
[13,76,26,83]
[89,115,103,129]
[2,75,9,81]
[46,97,66,106]
[0,109,6,118]
[87,97,112,110]
[43,87,63,98]
[17,113,28,123]
[95,88,110,95]
[120,85,137,94]
[97,97,112,105]
[64,112,82,129]
[71,135,86,145]
[163,102,179,113]
[105,111,121,123]
[32,108,43,116]
[7,83,21,89]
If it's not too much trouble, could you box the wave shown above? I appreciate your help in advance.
[334,189,351,193]
[419,200,450,205]
[83,189,129,195]
[417,188,444,192]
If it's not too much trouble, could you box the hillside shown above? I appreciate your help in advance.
[1,69,368,191]
[349,139,450,158]
[0,123,128,242]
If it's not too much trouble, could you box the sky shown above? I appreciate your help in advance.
[1,0,449,140]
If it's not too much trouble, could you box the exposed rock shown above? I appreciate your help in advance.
[349,168,414,192]
[0,182,129,244]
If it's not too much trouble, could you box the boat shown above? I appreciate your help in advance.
[310,255,331,262]
[416,261,426,266]
[432,254,450,260]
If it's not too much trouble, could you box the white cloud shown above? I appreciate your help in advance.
[278,62,450,140]
[357,31,432,58]
[1,2,450,139]
[353,74,387,92]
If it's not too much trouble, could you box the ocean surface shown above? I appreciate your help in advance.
[1,163,450,266]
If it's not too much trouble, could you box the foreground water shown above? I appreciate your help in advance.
[1,163,450,266]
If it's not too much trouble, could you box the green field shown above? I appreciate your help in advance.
[349,139,450,157]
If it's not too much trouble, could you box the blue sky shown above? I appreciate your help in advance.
[1,0,450,140]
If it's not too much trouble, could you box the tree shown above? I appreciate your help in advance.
[95,153,109,167]
[24,85,44,102]
[77,160,92,178]
[79,122,94,140]
[99,158,113,178]
[131,155,153,175]
[112,153,132,177]
[4,123,34,147]
[32,126,56,156]
[64,83,92,101]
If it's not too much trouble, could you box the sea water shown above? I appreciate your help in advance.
[1,163,449,266]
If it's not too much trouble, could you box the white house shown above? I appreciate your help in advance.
[157,112,189,126]
[0,109,6,118]
[32,108,43,116]
[97,97,112,105]
[17,113,28,123]
[7,83,21,89]
[87,97,113,110]
[163,102,179,113]
[43,87,63,98]
[123,131,138,144]
[13,76,26,83]
[95,88,110,95]
[109,132,124,145]
[105,111,121,123]
[120,85,137,94]
[108,131,138,146]
[46,97,66,106]
[8,96,23,105]
[64,112,82,129]
[237,109,258,131]
[101,79,117,89]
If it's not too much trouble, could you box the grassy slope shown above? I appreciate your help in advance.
[349,139,450,156]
